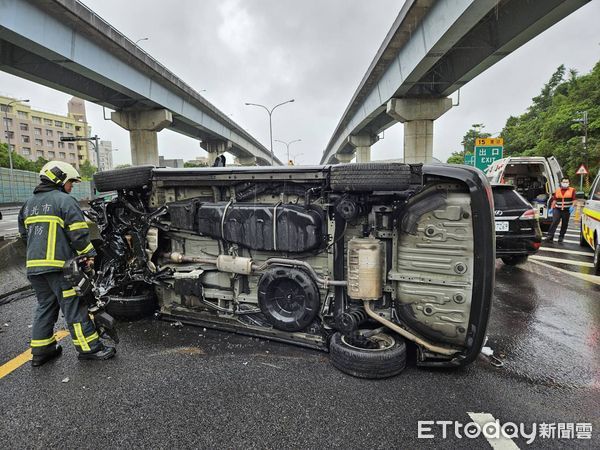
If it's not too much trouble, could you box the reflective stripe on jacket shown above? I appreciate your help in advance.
[18,189,96,274]
[553,187,575,210]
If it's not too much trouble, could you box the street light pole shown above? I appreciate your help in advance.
[274,139,301,164]
[292,152,304,165]
[245,99,295,165]
[3,98,30,202]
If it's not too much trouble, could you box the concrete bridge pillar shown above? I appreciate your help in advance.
[347,134,379,163]
[386,98,452,164]
[201,139,232,165]
[111,109,172,166]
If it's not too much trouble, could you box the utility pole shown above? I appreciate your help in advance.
[60,135,101,172]
[3,98,30,202]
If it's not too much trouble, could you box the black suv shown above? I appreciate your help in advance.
[492,184,542,265]
[87,163,495,378]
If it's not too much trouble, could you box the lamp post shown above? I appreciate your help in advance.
[245,99,295,165]
[134,37,149,46]
[292,152,304,165]
[3,98,30,202]
[274,139,301,165]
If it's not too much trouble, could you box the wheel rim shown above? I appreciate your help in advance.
[341,332,396,352]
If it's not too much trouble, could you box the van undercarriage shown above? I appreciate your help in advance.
[88,163,495,377]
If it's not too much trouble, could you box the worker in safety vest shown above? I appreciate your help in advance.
[544,177,576,243]
[18,161,116,366]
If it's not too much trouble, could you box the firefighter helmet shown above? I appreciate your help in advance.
[39,161,82,186]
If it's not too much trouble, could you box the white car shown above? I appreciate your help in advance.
[580,171,600,274]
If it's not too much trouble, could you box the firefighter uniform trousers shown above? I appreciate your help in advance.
[28,272,101,355]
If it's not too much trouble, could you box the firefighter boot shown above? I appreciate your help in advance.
[77,344,116,361]
[31,345,63,367]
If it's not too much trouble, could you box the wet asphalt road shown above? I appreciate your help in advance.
[1,225,599,448]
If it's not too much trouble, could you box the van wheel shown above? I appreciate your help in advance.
[93,165,154,192]
[105,290,156,321]
[501,255,528,266]
[329,330,406,379]
[330,163,415,192]
[580,226,587,247]
[594,243,600,275]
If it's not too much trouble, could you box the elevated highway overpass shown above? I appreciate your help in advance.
[0,0,282,166]
[321,0,591,165]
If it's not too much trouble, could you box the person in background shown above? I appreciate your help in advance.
[544,177,576,243]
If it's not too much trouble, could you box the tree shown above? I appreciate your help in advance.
[447,124,491,164]
[0,143,39,172]
[79,159,97,180]
[499,61,600,180]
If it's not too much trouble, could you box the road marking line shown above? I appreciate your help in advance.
[538,247,593,257]
[4,227,18,231]
[529,259,600,285]
[530,255,594,267]
[560,239,579,245]
[0,329,70,380]
[467,412,520,449]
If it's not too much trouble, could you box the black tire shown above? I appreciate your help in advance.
[329,330,406,379]
[580,225,587,247]
[330,163,417,192]
[501,255,528,266]
[257,267,320,332]
[93,165,154,192]
[105,290,156,320]
[594,243,600,276]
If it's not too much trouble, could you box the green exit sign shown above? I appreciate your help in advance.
[464,153,474,165]
[474,138,503,171]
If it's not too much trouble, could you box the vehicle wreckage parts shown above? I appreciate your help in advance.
[257,267,320,332]
[329,162,420,191]
[93,165,154,192]
[329,330,406,379]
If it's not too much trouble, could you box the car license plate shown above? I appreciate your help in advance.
[495,221,509,232]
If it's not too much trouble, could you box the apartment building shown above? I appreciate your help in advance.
[98,140,114,171]
[1,95,92,169]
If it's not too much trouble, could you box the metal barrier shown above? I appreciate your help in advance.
[0,167,93,203]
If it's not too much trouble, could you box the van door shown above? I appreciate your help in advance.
[547,156,564,185]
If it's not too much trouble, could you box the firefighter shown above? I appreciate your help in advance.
[544,177,576,243]
[18,161,116,366]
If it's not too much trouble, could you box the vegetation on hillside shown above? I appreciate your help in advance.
[448,62,600,180]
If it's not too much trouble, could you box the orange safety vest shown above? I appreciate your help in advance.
[553,187,575,210]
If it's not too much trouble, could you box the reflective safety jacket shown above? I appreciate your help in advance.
[18,186,96,274]
[552,187,575,210]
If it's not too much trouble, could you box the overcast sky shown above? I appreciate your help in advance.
[1,0,599,166]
